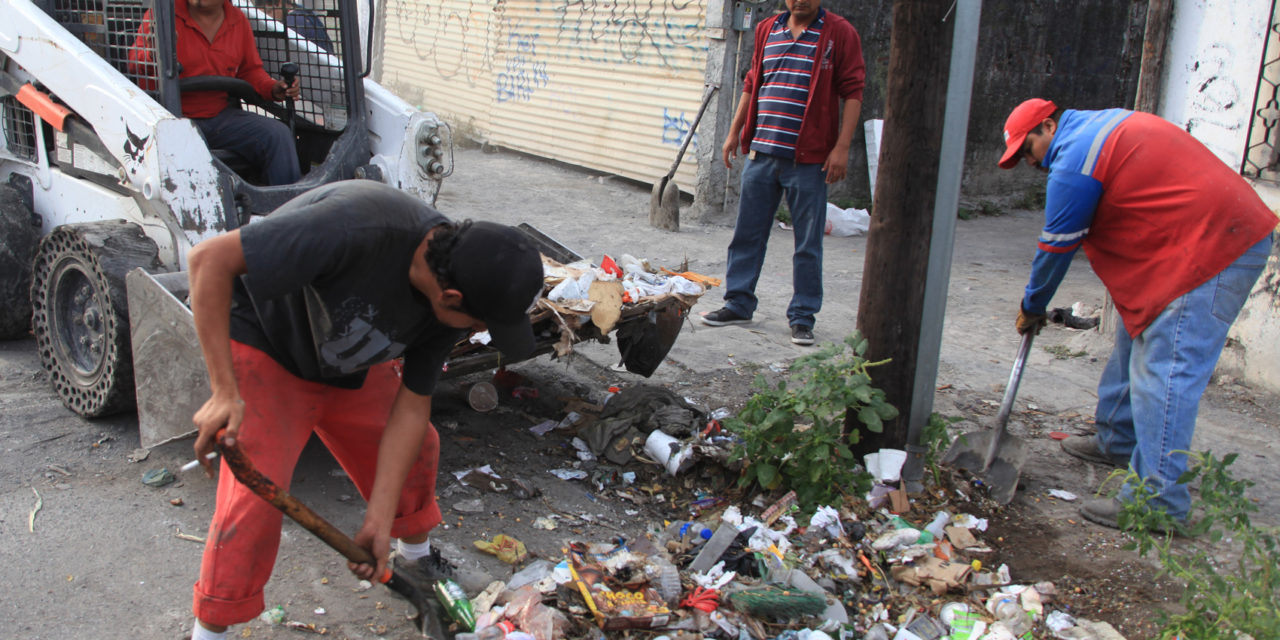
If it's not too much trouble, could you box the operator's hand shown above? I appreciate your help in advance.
[271,77,300,101]
[1015,306,1048,335]
[349,517,392,582]
[823,145,850,184]
[721,134,739,169]
[192,391,245,477]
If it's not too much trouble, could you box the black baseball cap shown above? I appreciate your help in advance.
[448,221,544,360]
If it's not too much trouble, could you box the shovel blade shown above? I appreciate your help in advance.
[942,430,1027,504]
[649,177,667,223]
[649,178,680,231]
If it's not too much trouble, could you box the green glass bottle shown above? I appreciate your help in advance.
[432,578,476,631]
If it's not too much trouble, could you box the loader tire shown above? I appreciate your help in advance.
[31,222,161,418]
[0,184,40,339]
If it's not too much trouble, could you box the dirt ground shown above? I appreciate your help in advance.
[1,145,1277,639]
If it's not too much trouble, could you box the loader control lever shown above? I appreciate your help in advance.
[279,62,299,137]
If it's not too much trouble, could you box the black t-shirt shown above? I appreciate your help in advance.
[228,181,464,394]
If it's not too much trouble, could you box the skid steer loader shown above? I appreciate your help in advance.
[1,0,694,448]
[0,0,451,438]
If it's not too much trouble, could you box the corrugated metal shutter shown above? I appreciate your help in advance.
[379,0,708,189]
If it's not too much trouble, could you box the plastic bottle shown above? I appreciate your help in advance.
[664,521,712,546]
[454,621,515,640]
[645,555,682,605]
[433,578,477,631]
[989,594,1033,639]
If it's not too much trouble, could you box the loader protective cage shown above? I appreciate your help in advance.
[44,0,353,135]
[1,97,38,162]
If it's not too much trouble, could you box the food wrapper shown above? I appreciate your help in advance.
[567,544,672,630]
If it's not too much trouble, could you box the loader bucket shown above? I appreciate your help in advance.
[126,268,206,449]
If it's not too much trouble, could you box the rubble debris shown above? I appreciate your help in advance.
[141,468,175,488]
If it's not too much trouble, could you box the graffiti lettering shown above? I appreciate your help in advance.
[1185,42,1244,160]
[662,107,697,149]
[496,32,550,102]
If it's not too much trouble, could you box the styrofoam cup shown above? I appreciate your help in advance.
[863,453,881,478]
[645,430,692,475]
[878,448,907,482]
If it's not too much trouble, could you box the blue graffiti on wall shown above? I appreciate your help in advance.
[496,31,550,102]
[662,107,700,154]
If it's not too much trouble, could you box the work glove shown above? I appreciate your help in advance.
[1016,306,1048,335]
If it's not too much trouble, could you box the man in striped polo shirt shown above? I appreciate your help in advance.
[1000,98,1276,531]
[702,0,865,346]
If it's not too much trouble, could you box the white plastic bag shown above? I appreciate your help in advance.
[826,203,870,237]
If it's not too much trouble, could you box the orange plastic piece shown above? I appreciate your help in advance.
[17,84,70,131]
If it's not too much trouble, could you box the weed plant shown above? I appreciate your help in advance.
[725,333,897,514]
[1105,452,1279,638]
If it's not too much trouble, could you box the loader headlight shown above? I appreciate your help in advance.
[415,122,445,177]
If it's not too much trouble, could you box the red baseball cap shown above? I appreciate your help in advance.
[998,99,1057,169]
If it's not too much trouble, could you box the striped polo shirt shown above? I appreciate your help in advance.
[750,15,824,159]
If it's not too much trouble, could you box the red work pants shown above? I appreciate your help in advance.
[193,341,442,626]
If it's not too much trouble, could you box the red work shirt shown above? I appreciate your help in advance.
[1085,113,1278,335]
[131,0,277,118]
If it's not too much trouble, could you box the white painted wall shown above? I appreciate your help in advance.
[1159,0,1271,167]
[1160,0,1280,395]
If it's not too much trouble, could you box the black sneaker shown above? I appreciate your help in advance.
[790,325,815,345]
[701,307,751,326]
[393,546,456,585]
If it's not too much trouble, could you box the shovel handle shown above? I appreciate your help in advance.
[664,83,719,177]
[215,430,377,568]
[982,332,1034,472]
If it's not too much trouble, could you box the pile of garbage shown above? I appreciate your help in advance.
[431,493,1124,640]
[426,387,1126,640]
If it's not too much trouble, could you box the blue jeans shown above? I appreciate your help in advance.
[194,107,301,185]
[1094,234,1272,519]
[723,153,827,328]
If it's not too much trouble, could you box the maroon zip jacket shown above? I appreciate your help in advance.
[737,8,866,164]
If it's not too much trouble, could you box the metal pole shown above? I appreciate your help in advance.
[900,0,982,490]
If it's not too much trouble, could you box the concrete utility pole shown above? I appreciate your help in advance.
[847,0,962,454]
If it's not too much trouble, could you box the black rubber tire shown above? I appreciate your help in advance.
[31,222,160,417]
[0,184,40,339]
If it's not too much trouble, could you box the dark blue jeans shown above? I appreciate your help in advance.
[722,153,828,329]
[194,107,301,185]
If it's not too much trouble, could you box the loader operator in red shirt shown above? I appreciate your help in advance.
[132,0,302,184]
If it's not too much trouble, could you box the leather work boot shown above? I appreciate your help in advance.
[1060,435,1123,467]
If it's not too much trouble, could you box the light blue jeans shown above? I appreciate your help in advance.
[723,153,828,329]
[1094,234,1272,519]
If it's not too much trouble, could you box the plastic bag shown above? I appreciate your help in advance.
[825,203,870,237]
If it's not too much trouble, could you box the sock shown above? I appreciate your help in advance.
[398,538,432,561]
[191,622,227,640]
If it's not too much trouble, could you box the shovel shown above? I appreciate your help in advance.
[941,331,1034,504]
[650,83,718,231]
[215,431,447,638]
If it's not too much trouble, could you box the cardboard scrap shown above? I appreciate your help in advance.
[946,525,981,550]
[889,487,910,514]
[889,556,972,595]
[588,280,624,334]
